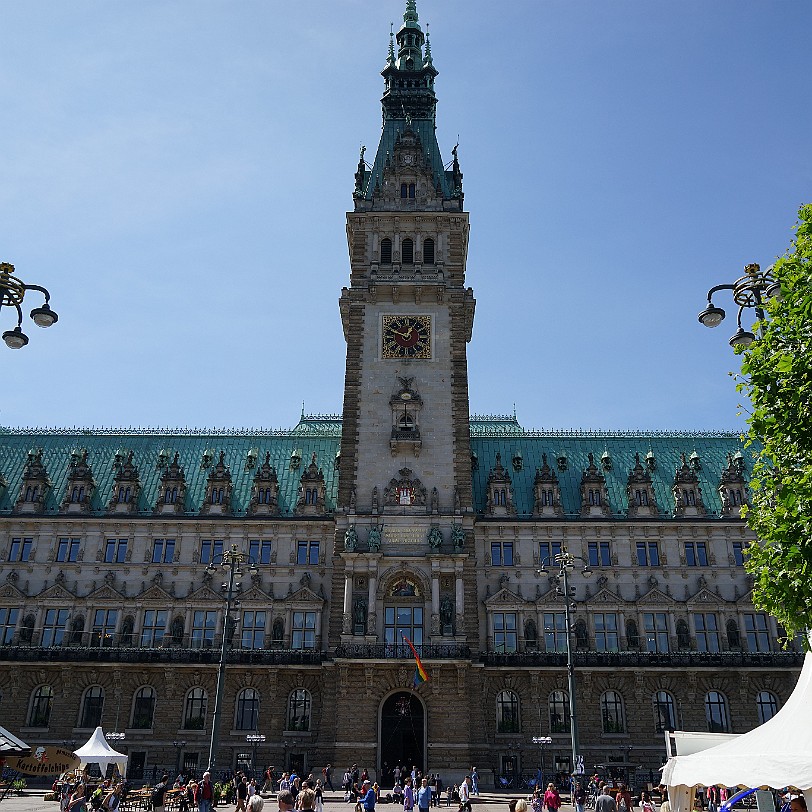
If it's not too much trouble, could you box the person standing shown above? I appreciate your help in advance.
[615,784,632,812]
[544,783,562,812]
[198,773,214,812]
[324,765,334,792]
[360,781,377,812]
[470,769,479,797]
[573,783,586,812]
[458,777,472,812]
[417,778,432,812]
[151,775,170,812]
[403,778,415,812]
[595,787,617,812]
[236,775,249,812]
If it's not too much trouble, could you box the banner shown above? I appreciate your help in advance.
[7,747,80,776]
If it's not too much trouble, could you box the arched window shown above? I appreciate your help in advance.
[236,688,260,731]
[600,690,625,733]
[548,690,570,734]
[380,238,392,265]
[400,183,408,198]
[80,686,105,729]
[423,238,435,264]
[653,690,677,732]
[398,413,415,433]
[183,687,207,730]
[756,690,779,724]
[131,686,156,729]
[496,689,520,733]
[402,238,414,265]
[28,685,53,728]
[287,689,311,731]
[705,691,730,732]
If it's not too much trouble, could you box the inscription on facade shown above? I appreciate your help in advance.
[384,527,424,546]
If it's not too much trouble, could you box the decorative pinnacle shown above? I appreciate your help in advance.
[404,0,418,24]
[388,23,395,63]
[424,24,433,64]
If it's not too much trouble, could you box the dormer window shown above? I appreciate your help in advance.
[210,488,224,505]
[398,413,415,433]
[423,238,435,264]
[685,489,697,506]
[25,486,39,502]
[381,238,392,264]
[400,183,415,199]
[257,488,274,504]
[588,489,602,506]
[117,487,131,503]
[165,487,178,504]
[402,238,414,264]
[304,488,318,505]
[539,489,554,506]
[634,489,648,506]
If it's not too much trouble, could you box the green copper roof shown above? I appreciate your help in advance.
[0,417,750,521]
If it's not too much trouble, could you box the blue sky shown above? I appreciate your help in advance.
[1,1,809,432]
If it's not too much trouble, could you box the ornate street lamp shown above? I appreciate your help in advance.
[697,263,780,348]
[105,732,126,742]
[206,545,258,772]
[537,549,592,778]
[246,734,265,779]
[1,262,59,349]
[532,736,552,788]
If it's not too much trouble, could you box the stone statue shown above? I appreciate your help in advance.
[349,487,357,511]
[440,596,454,633]
[430,487,439,513]
[368,524,382,552]
[427,526,442,549]
[344,525,358,552]
[372,486,379,513]
[353,597,367,629]
[451,523,465,551]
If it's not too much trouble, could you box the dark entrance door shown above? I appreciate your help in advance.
[380,692,425,783]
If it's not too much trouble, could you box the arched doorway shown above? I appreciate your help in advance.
[380,691,425,784]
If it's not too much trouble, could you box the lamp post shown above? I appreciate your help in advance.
[697,262,781,348]
[173,741,187,778]
[537,549,592,778]
[246,734,265,779]
[206,544,258,772]
[0,262,59,349]
[532,736,552,789]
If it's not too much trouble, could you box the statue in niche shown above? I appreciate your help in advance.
[451,524,465,551]
[372,486,379,513]
[427,526,443,549]
[344,525,358,552]
[353,597,367,630]
[430,487,439,513]
[367,525,383,552]
[349,487,357,511]
[440,596,454,634]
[454,488,461,512]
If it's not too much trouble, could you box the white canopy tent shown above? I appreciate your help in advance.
[74,727,128,778]
[662,649,812,812]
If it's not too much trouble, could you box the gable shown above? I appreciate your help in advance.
[484,588,524,607]
[37,583,76,601]
[637,588,674,606]
[137,585,173,602]
[185,585,222,602]
[687,588,724,606]
[586,588,625,605]
[0,582,24,600]
[287,586,323,604]
[85,585,123,601]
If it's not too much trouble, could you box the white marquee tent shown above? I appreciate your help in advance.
[74,727,128,777]
[662,648,812,812]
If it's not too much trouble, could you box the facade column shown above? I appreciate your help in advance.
[455,564,465,632]
[342,563,353,635]
[367,568,377,637]
[431,571,440,636]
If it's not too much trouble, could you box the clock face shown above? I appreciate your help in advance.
[381,315,432,359]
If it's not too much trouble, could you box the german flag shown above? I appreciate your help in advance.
[403,635,429,687]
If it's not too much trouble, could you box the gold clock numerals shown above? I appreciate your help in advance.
[381,315,432,359]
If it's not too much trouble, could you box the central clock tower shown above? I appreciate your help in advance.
[336,0,475,519]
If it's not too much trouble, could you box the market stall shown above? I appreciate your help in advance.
[73,728,128,779]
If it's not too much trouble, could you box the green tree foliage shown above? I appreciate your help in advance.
[737,204,812,641]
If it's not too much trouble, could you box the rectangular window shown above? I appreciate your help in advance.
[104,539,128,564]
[56,538,81,563]
[0,607,19,645]
[91,609,119,647]
[538,541,562,567]
[140,610,167,647]
[685,541,708,567]
[152,538,176,564]
[191,610,217,649]
[42,608,69,647]
[543,612,567,653]
[200,539,223,565]
[588,541,612,567]
[9,537,33,563]
[291,611,316,650]
[248,539,272,565]
[493,612,518,653]
[732,542,745,566]
[744,613,770,652]
[694,613,720,652]
[241,611,266,650]
[384,606,423,651]
[296,541,319,566]
[594,612,619,652]
[636,541,660,567]
[491,542,514,567]
[643,612,669,653]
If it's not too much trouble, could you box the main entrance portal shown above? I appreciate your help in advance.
[380,692,425,783]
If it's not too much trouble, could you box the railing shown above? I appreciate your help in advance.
[0,645,327,665]
[334,642,471,659]
[480,650,805,667]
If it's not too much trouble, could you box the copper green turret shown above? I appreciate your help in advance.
[354,0,461,208]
